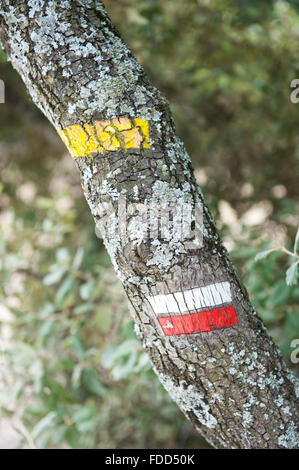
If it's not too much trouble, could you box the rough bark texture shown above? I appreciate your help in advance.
[0,0,298,449]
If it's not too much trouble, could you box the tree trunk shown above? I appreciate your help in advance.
[0,0,298,449]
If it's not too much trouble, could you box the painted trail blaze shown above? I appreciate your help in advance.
[57,117,150,158]
[148,281,238,336]
[158,306,238,336]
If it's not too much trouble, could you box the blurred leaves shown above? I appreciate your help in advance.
[105,0,299,205]
[286,262,298,286]
[0,196,188,448]
[254,227,299,286]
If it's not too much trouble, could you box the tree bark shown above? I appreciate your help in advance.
[0,0,298,449]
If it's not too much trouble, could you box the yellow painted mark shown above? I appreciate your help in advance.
[57,117,150,158]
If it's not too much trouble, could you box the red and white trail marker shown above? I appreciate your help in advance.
[148,281,238,336]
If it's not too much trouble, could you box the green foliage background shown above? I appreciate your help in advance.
[0,0,298,449]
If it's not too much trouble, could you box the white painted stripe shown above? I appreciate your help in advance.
[148,281,232,315]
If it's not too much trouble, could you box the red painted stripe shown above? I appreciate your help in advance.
[158,306,238,336]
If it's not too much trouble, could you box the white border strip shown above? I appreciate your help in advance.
[148,281,232,315]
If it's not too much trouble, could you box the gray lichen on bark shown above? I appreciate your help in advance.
[0,0,298,448]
